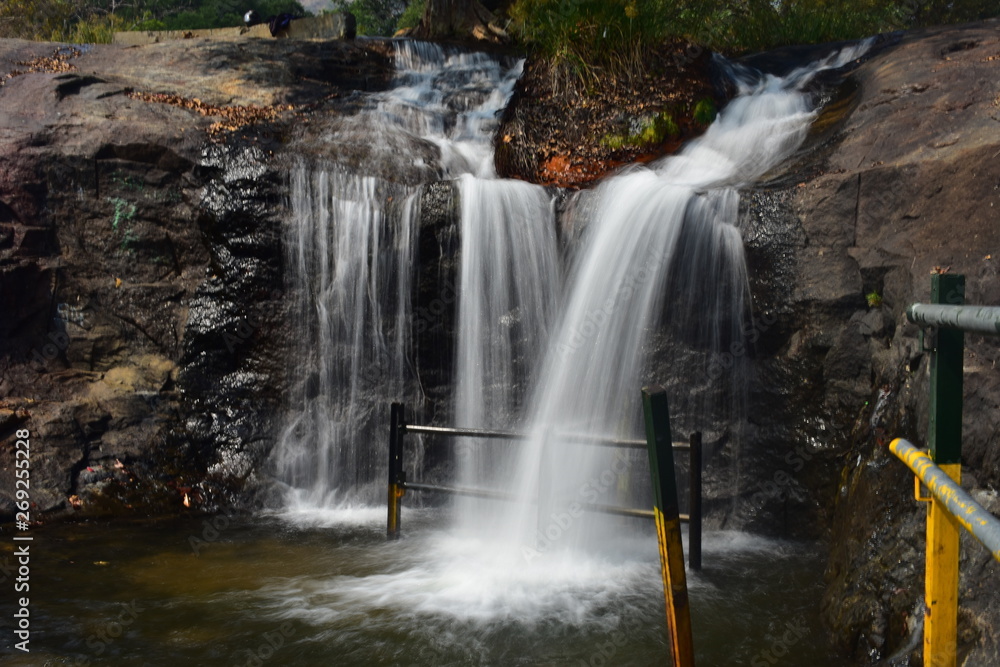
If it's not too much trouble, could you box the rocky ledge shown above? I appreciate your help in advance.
[495,41,723,187]
[0,36,393,516]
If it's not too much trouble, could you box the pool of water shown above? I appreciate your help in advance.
[1,509,839,665]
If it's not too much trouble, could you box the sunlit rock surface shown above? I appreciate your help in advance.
[734,20,1000,666]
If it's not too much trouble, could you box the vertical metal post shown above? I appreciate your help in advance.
[643,386,695,667]
[689,431,703,572]
[387,402,405,540]
[924,273,964,667]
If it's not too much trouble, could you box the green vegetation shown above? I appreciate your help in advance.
[1,0,995,53]
[602,111,680,150]
[0,0,307,43]
[692,98,716,125]
[327,0,405,36]
[506,0,1000,63]
[395,0,424,32]
[108,197,137,230]
[866,290,883,308]
[162,0,307,31]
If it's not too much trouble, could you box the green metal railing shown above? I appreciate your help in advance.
[385,401,704,570]
[887,273,1000,667]
[388,393,699,666]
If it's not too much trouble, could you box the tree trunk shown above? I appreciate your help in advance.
[412,0,507,42]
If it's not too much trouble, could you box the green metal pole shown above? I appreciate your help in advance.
[929,273,964,465]
[924,273,964,667]
[643,386,695,667]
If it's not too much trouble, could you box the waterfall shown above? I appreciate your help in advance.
[453,175,559,531]
[254,37,877,642]
[273,167,418,509]
[455,42,874,553]
[273,30,870,542]
[272,41,526,513]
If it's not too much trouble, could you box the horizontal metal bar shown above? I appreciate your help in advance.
[402,483,674,521]
[907,303,1000,337]
[402,424,687,449]
[402,482,526,502]
[576,502,691,522]
[578,502,655,520]
[889,438,1000,563]
[402,424,530,440]
[558,432,691,450]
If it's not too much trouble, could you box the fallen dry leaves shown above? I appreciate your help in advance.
[126,90,293,135]
[1,47,81,87]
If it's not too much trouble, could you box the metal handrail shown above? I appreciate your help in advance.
[890,438,1000,562]
[387,401,703,570]
[402,423,686,449]
[907,303,1000,336]
[401,483,673,521]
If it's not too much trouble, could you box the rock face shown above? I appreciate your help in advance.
[732,20,1000,666]
[0,37,393,515]
[495,41,722,187]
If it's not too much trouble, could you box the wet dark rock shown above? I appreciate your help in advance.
[0,36,390,518]
[732,19,1000,665]
[413,180,460,424]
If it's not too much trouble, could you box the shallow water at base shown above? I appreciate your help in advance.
[3,514,841,666]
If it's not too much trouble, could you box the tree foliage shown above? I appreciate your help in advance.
[506,0,1000,59]
[0,0,306,42]
[1,0,996,45]
[411,0,504,40]
[330,0,405,35]
[0,0,76,40]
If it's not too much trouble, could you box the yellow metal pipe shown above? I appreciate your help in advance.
[889,439,1000,562]
[889,438,1000,667]
[925,461,960,667]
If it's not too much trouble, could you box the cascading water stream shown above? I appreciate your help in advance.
[453,43,874,557]
[453,174,559,531]
[271,41,532,514]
